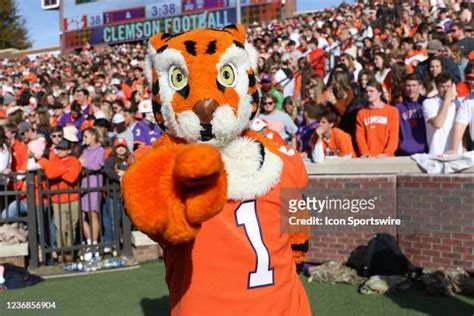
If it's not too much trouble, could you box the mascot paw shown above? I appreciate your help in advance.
[175,144,227,225]
[174,144,224,187]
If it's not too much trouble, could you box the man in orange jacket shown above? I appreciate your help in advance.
[38,139,81,261]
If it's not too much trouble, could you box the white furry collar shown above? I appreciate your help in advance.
[220,137,283,201]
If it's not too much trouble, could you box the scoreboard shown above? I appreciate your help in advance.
[62,0,283,49]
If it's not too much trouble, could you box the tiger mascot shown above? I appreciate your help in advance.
[122,24,311,315]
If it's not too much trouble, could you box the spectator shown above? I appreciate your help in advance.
[79,127,105,260]
[296,101,323,155]
[58,100,84,133]
[274,55,296,98]
[259,93,298,148]
[395,73,428,156]
[38,139,81,263]
[0,126,11,213]
[451,22,474,57]
[18,121,36,144]
[50,102,64,128]
[374,52,392,91]
[449,70,474,153]
[444,44,469,82]
[422,73,462,155]
[48,126,63,160]
[103,138,130,253]
[133,100,161,148]
[63,126,82,158]
[356,79,399,157]
[326,71,355,125]
[282,96,299,125]
[4,123,27,176]
[311,109,355,163]
[307,39,326,78]
[424,57,445,97]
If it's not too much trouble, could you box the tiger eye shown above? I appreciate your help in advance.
[219,64,235,86]
[170,67,187,89]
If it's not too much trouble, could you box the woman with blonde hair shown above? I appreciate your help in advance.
[444,44,468,82]
[326,71,354,125]
[307,75,326,105]
[79,127,105,261]
[282,96,299,125]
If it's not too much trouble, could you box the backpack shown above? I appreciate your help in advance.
[347,233,416,278]
[1,263,44,290]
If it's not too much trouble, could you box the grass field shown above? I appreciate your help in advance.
[0,260,473,316]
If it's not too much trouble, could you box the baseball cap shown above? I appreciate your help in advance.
[426,40,443,54]
[138,100,153,113]
[56,139,72,150]
[3,94,14,106]
[94,111,106,120]
[112,113,125,124]
[63,126,79,142]
[113,137,128,148]
[18,121,32,135]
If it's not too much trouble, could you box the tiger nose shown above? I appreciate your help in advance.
[192,99,219,124]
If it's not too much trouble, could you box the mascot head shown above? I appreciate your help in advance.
[145,24,259,147]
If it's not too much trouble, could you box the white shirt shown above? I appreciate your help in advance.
[422,96,462,155]
[274,69,295,98]
[455,93,474,141]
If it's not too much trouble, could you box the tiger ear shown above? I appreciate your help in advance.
[149,33,171,52]
[223,24,247,43]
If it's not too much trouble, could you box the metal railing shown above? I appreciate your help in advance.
[0,170,133,269]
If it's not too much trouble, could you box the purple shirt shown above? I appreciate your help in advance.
[133,119,161,146]
[58,112,85,132]
[395,97,428,156]
[296,120,319,153]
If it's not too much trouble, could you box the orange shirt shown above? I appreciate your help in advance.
[162,149,311,316]
[314,127,356,158]
[356,105,399,157]
[11,140,28,172]
[38,156,82,203]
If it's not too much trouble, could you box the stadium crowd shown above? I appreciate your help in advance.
[0,0,473,262]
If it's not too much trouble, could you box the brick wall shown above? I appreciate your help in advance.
[0,256,25,267]
[306,174,474,271]
[132,245,163,262]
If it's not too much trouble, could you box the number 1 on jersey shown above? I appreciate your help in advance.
[235,201,274,288]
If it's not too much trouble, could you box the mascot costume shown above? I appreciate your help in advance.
[122,24,311,315]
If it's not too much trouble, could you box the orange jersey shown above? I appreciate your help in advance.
[262,127,287,147]
[313,127,356,158]
[356,105,399,157]
[162,150,311,316]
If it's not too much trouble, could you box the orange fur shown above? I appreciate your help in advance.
[122,141,227,244]
[149,27,246,115]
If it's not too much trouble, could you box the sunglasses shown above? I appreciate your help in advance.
[263,101,275,105]
[51,134,62,138]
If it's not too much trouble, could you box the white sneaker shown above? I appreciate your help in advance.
[83,248,93,261]
[84,252,93,261]
[103,246,111,254]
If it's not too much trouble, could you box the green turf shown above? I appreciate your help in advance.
[0,260,473,316]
